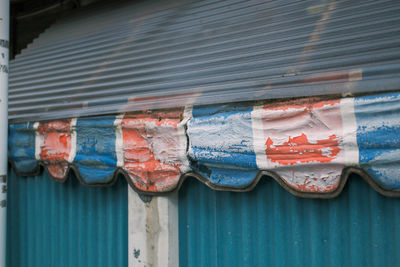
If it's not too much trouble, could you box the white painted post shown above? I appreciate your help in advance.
[128,187,179,267]
[0,1,8,266]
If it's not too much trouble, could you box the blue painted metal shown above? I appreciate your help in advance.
[8,123,36,172]
[188,103,258,187]
[355,91,400,189]
[75,115,117,184]
[179,177,400,267]
[6,168,128,267]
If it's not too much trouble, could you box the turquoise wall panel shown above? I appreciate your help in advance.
[6,169,128,267]
[179,176,400,267]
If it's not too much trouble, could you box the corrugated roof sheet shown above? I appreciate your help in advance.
[8,0,400,122]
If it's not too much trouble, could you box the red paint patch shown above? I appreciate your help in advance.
[265,133,340,165]
[264,98,340,111]
[292,181,338,192]
[121,109,184,192]
[260,98,343,169]
[38,120,72,179]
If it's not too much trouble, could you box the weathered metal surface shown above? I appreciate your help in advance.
[118,109,189,192]
[179,177,400,267]
[188,104,258,187]
[253,98,345,192]
[8,123,37,172]
[36,120,73,179]
[6,168,128,267]
[7,0,400,123]
[355,91,400,190]
[74,116,117,184]
[7,91,400,197]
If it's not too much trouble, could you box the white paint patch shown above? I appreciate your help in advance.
[340,98,359,165]
[33,122,42,161]
[359,116,400,133]
[276,164,343,192]
[177,106,192,173]
[148,122,186,165]
[251,105,268,169]
[128,187,179,267]
[189,112,254,152]
[68,118,77,163]
[114,114,124,167]
[188,107,256,170]
[368,148,400,165]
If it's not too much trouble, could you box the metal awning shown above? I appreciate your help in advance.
[8,91,400,197]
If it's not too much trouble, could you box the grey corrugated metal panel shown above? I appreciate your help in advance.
[9,0,399,75]
[179,176,400,267]
[8,0,400,122]
[8,0,399,82]
[10,0,396,73]
[6,168,128,267]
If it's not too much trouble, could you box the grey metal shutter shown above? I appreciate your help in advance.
[9,0,400,122]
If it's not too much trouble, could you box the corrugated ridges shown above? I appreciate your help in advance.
[7,168,128,267]
[355,92,400,190]
[179,177,400,266]
[8,123,37,172]
[8,0,400,122]
[7,91,400,197]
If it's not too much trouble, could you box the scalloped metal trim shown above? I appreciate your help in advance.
[8,160,400,198]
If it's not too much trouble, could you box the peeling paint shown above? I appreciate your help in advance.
[7,91,400,196]
[252,98,345,192]
[188,103,258,187]
[355,92,400,189]
[121,109,187,192]
[265,134,340,165]
[74,116,117,184]
[36,120,72,179]
[8,123,37,172]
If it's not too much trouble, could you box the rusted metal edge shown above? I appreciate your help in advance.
[8,159,400,199]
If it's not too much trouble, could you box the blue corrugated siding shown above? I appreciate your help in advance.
[6,168,128,267]
[179,176,400,267]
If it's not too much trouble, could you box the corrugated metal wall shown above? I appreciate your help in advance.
[6,169,128,267]
[179,176,400,267]
[9,0,400,122]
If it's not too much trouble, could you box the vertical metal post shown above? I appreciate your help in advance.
[128,188,179,267]
[0,1,8,266]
